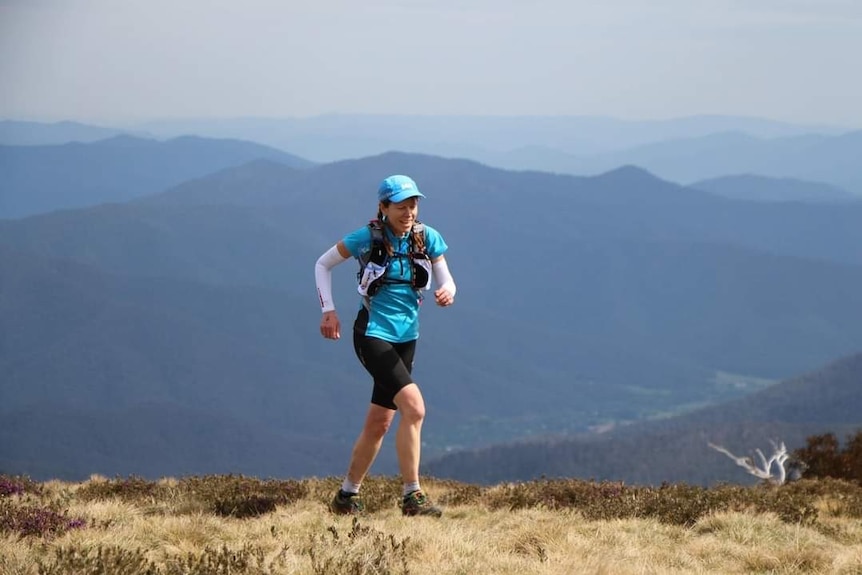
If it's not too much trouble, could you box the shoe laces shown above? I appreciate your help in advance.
[405,490,427,505]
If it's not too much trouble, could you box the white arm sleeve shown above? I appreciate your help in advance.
[432,258,456,296]
[315,245,349,312]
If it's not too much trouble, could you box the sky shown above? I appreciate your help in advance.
[1,0,861,128]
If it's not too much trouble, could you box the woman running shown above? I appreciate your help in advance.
[314,174,457,516]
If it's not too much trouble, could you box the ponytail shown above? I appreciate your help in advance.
[376,207,394,256]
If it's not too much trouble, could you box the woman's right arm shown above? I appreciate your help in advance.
[315,241,351,340]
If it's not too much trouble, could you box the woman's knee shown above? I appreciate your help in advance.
[363,409,395,439]
[395,384,425,423]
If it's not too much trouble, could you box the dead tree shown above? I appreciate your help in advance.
[708,440,791,485]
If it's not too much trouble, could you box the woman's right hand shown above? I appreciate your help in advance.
[320,311,341,340]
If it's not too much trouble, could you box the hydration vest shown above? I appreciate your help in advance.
[356,219,432,298]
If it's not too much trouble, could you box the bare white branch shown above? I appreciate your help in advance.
[708,440,790,485]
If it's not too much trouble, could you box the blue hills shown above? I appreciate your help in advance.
[0,134,313,218]
[1,136,860,484]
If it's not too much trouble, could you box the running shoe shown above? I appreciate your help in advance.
[330,490,364,515]
[401,490,442,517]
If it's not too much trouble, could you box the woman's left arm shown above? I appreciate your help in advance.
[431,255,456,307]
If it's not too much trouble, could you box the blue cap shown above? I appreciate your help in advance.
[378,175,425,204]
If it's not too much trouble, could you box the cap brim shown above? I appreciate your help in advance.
[386,190,425,203]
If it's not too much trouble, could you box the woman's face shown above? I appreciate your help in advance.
[381,197,419,235]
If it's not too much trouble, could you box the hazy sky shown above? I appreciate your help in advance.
[2,0,861,128]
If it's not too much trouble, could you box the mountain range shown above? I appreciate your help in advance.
[0,135,313,218]
[689,174,858,203]
[0,120,136,146]
[133,114,846,159]
[1,133,860,483]
[425,351,862,486]
[132,116,862,195]
[6,117,861,197]
[534,131,862,194]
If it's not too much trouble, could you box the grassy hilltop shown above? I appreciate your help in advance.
[2,474,862,574]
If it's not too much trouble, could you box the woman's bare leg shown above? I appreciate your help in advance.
[392,383,425,484]
[345,403,396,484]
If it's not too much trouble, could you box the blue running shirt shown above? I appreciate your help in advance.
[342,223,448,343]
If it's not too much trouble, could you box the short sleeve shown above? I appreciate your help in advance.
[342,226,373,259]
[423,224,448,259]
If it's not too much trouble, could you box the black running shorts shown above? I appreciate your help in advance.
[353,307,416,410]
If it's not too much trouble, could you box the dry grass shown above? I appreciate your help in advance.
[2,475,862,574]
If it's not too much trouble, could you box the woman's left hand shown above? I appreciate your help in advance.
[434,288,455,307]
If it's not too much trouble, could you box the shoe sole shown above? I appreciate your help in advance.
[402,509,443,518]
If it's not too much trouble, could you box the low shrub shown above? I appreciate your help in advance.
[0,499,85,538]
[38,546,157,575]
[165,543,289,575]
[0,474,42,498]
[794,430,862,483]
[304,517,409,575]
[77,475,168,504]
[37,543,289,575]
[77,474,307,519]
[478,477,833,526]
[181,475,307,518]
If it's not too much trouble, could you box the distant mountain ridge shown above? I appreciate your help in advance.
[137,114,845,160]
[9,117,860,197]
[0,243,374,479]
[689,174,857,203]
[2,151,862,481]
[132,115,862,193]
[424,352,862,486]
[548,130,862,194]
[0,402,347,480]
[0,120,136,145]
[0,135,315,218]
